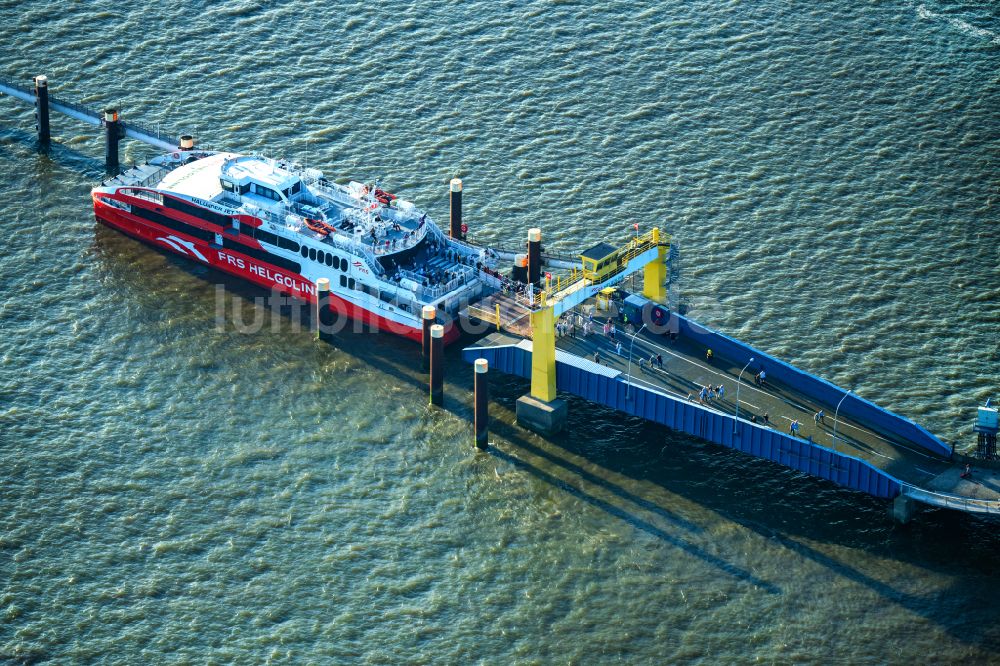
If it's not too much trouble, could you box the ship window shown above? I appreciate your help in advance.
[348,278,356,290]
[339,275,347,287]
[340,258,348,271]
[309,248,316,261]
[256,229,279,246]
[300,246,308,258]
[252,184,280,201]
[221,180,235,192]
[277,236,299,252]
[239,183,250,195]
[291,182,301,195]
[163,196,229,227]
[325,253,333,267]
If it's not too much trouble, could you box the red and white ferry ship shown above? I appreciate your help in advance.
[92,150,487,344]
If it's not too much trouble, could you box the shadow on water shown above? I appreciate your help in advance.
[0,126,120,181]
[88,213,1000,651]
[489,445,781,593]
[537,392,1000,650]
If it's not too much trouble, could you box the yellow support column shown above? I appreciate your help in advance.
[529,305,557,402]
[643,227,667,302]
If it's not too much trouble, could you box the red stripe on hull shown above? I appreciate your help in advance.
[93,201,461,346]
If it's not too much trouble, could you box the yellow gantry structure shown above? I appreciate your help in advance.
[642,227,667,303]
[528,227,669,403]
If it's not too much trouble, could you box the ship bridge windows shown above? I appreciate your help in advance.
[251,183,281,201]
[221,179,235,193]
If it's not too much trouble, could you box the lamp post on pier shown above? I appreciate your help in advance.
[734,357,755,434]
[625,323,647,399]
[832,389,852,451]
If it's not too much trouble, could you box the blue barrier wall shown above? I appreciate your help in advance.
[464,343,903,500]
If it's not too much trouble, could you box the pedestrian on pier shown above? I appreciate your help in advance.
[699,386,708,403]
[717,384,725,400]
[656,354,663,369]
[594,351,601,365]
[763,412,770,425]
[814,410,825,425]
[706,348,714,362]
[616,341,623,355]
[649,353,656,369]
[789,419,800,436]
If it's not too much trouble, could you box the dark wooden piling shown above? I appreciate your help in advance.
[474,358,488,449]
[429,324,444,406]
[33,75,49,146]
[449,178,463,239]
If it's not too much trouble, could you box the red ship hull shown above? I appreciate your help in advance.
[93,198,462,346]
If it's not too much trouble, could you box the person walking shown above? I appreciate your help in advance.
[789,419,800,436]
[656,354,663,369]
[717,384,725,400]
[616,340,623,355]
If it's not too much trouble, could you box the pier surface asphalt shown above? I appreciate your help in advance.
[472,318,999,503]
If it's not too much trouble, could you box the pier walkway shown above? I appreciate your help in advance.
[465,308,1000,518]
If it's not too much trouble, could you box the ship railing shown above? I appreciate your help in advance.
[325,233,384,276]
[399,265,477,301]
[121,188,163,205]
[135,165,172,188]
[241,201,386,277]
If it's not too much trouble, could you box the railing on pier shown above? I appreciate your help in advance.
[464,233,579,266]
[901,484,1000,515]
[0,74,180,151]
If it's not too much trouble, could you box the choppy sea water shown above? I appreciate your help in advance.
[0,0,997,662]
